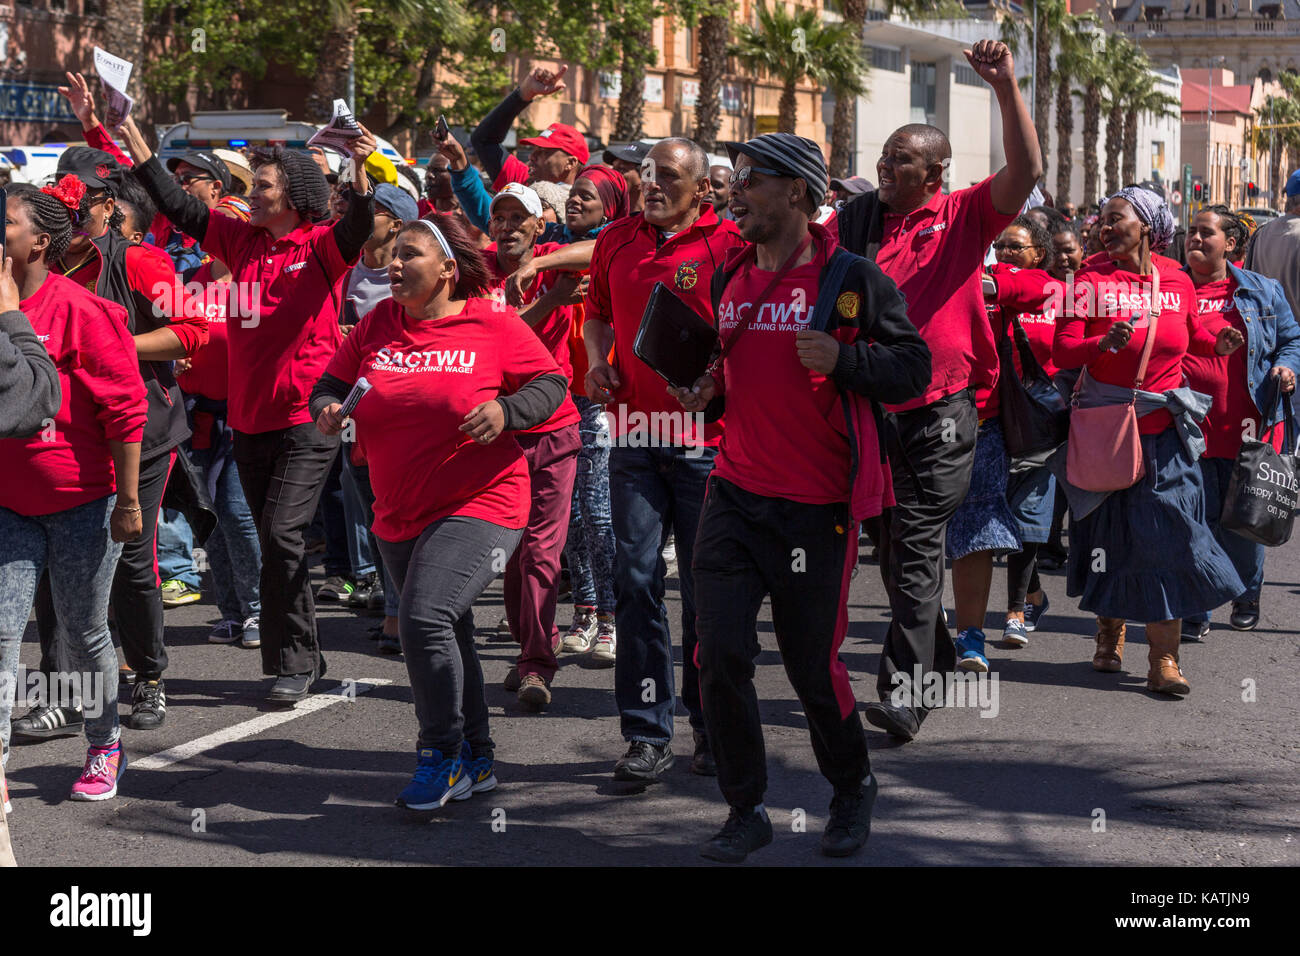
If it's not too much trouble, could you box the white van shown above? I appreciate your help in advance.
[0,144,72,185]
[157,109,407,170]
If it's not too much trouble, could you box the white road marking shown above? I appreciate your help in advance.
[133,679,393,771]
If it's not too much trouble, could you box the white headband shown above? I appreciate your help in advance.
[408,218,457,271]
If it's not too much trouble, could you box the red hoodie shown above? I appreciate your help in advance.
[0,274,147,516]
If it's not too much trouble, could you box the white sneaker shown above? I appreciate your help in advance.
[240,616,261,648]
[562,608,598,653]
[590,617,616,666]
[208,619,243,644]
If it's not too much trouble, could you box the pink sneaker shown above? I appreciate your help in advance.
[69,742,126,802]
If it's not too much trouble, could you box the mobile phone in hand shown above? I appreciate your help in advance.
[435,116,450,142]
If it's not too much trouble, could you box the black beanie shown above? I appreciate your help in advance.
[276,150,332,221]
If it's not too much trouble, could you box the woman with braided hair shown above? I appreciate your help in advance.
[13,148,209,736]
[1180,205,1300,638]
[1053,187,1248,697]
[0,181,147,802]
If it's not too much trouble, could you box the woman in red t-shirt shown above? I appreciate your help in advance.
[984,216,1059,649]
[1181,205,1300,638]
[311,214,567,810]
[0,183,147,803]
[1053,187,1247,697]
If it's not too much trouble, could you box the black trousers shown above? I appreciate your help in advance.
[37,448,174,681]
[875,390,978,711]
[234,423,339,677]
[694,477,870,809]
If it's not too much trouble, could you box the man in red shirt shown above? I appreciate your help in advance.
[483,183,583,708]
[583,137,744,782]
[836,40,1043,741]
[470,65,588,192]
[674,134,929,862]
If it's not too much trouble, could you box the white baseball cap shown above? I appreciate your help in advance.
[489,182,544,219]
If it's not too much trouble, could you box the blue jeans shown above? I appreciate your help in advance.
[0,496,122,762]
[1186,456,1266,622]
[157,508,200,587]
[609,443,715,744]
[322,448,374,580]
[340,447,375,579]
[346,457,398,617]
[565,396,616,612]
[190,442,262,622]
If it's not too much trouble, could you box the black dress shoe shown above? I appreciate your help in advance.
[1180,620,1210,643]
[822,774,878,858]
[267,659,325,703]
[700,805,773,863]
[1229,601,1259,631]
[863,701,920,741]
[691,730,717,776]
[613,741,674,782]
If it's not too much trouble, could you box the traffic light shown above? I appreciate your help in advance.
[1192,181,1204,202]
[1246,181,1258,199]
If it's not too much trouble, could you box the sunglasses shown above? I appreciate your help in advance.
[728,165,786,191]
[174,173,216,186]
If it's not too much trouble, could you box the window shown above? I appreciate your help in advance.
[867,45,902,73]
[911,61,936,126]
[954,63,982,87]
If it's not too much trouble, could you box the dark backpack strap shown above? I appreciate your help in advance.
[810,248,861,333]
[837,192,883,262]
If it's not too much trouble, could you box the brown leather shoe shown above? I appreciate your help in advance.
[1092,617,1126,672]
[517,673,551,710]
[1145,620,1190,696]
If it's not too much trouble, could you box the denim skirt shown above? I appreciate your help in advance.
[1007,464,1056,545]
[946,417,1022,560]
[1065,426,1245,621]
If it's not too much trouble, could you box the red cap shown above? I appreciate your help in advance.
[518,123,589,163]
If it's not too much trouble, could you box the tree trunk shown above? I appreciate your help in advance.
[102,0,146,114]
[1122,108,1138,186]
[828,0,867,180]
[1054,71,1073,206]
[307,20,358,122]
[381,42,444,142]
[693,13,729,151]
[1034,7,1052,173]
[614,28,652,141]
[1083,82,1101,208]
[1104,101,1123,196]
[779,79,797,134]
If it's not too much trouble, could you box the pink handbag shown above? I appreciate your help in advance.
[1066,270,1160,492]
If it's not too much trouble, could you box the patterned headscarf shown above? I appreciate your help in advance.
[1105,186,1175,253]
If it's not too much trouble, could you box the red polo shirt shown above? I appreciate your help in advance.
[584,207,743,445]
[199,214,356,434]
[874,176,1015,413]
[484,242,580,434]
[323,296,563,541]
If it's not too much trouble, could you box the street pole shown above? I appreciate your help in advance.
[1206,65,1213,207]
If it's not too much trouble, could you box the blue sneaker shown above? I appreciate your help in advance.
[453,740,498,800]
[1002,617,1029,648]
[954,628,990,673]
[1023,594,1050,632]
[396,748,470,810]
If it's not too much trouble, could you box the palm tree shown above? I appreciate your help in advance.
[1099,33,1143,197]
[1121,73,1179,187]
[1072,31,1108,210]
[1049,14,1091,207]
[1000,0,1067,175]
[1253,91,1300,211]
[691,0,735,151]
[731,1,865,136]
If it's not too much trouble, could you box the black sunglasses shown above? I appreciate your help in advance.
[174,172,216,186]
[728,165,786,191]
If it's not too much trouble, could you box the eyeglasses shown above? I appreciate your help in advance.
[728,165,786,191]
[993,241,1038,252]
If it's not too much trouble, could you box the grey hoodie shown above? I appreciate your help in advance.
[0,309,61,439]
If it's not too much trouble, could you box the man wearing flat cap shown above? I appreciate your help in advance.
[672,132,930,862]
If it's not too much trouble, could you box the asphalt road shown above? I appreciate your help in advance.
[5,539,1298,867]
